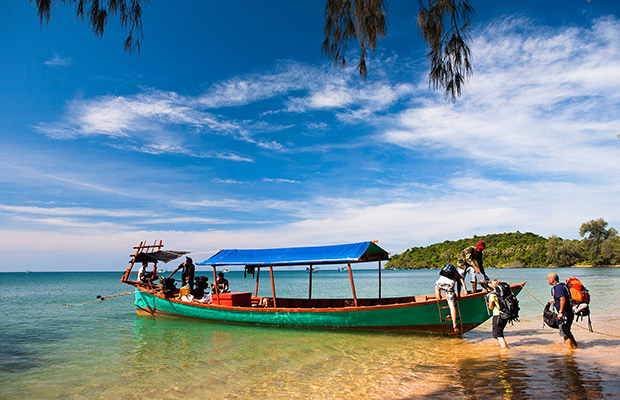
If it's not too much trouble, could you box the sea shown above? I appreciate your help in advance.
[1,267,619,399]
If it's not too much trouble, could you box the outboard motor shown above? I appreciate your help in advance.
[160,277,177,298]
[194,276,209,298]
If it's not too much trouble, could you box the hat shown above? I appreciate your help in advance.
[475,240,486,250]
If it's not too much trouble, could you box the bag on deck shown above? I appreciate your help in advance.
[543,302,559,329]
[566,277,593,332]
[439,263,461,281]
[495,282,520,323]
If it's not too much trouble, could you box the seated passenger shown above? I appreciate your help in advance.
[216,272,230,293]
[138,262,152,283]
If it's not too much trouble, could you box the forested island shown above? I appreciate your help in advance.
[387,218,620,270]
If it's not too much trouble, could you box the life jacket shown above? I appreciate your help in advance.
[439,263,461,281]
[566,277,593,332]
[495,282,520,324]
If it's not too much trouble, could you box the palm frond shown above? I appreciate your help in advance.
[32,0,148,54]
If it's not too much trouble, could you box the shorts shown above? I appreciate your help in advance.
[492,315,508,338]
[463,265,477,283]
[435,281,456,304]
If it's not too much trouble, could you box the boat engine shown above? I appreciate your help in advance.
[160,277,177,298]
[193,276,209,298]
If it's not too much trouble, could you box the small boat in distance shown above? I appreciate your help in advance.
[222,269,230,273]
[121,240,525,336]
[337,266,348,272]
[305,266,319,272]
[25,270,32,274]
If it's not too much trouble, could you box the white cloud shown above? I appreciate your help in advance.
[262,178,300,184]
[44,54,72,67]
[380,16,620,179]
[3,175,618,270]
[0,204,150,218]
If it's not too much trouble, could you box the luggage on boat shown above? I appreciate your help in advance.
[566,277,593,332]
[495,282,520,324]
[179,285,190,297]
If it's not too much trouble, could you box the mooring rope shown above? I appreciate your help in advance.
[522,285,620,339]
[52,290,137,306]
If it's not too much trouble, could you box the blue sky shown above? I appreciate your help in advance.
[1,1,620,271]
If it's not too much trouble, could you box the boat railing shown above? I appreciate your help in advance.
[246,295,424,309]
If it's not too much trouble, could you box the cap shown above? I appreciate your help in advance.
[475,239,486,250]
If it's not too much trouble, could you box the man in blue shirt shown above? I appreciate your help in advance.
[547,272,578,348]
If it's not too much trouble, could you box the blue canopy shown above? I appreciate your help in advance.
[198,241,389,267]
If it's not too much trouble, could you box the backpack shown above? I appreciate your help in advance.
[439,263,461,281]
[542,302,559,329]
[565,277,593,332]
[495,282,520,323]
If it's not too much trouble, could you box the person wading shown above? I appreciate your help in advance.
[547,272,578,349]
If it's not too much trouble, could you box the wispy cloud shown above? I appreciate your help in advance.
[262,178,300,184]
[44,54,72,67]
[0,204,151,218]
[34,60,414,159]
[380,16,620,179]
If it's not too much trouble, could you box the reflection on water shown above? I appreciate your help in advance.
[115,316,615,400]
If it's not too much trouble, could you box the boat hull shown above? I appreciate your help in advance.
[134,283,525,334]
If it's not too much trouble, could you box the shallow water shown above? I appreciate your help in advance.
[1,268,619,399]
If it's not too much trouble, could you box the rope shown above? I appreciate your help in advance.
[522,286,546,306]
[52,290,137,306]
[521,285,620,339]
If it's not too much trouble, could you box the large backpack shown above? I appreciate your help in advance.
[439,263,461,281]
[495,282,520,324]
[566,277,593,332]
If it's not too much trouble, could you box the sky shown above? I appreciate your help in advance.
[1,1,620,271]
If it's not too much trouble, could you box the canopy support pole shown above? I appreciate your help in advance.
[254,267,261,297]
[269,265,277,308]
[308,264,313,299]
[378,259,382,300]
[212,266,220,305]
[347,262,358,307]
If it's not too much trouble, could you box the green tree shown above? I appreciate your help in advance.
[579,218,618,264]
[546,235,581,267]
[33,0,473,99]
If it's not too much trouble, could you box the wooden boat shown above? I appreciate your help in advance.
[121,240,525,335]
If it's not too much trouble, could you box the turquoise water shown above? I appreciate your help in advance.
[1,267,619,399]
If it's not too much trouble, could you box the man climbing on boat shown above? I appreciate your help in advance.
[435,264,467,333]
[457,239,489,292]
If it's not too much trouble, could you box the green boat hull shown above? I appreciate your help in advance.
[134,284,524,333]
